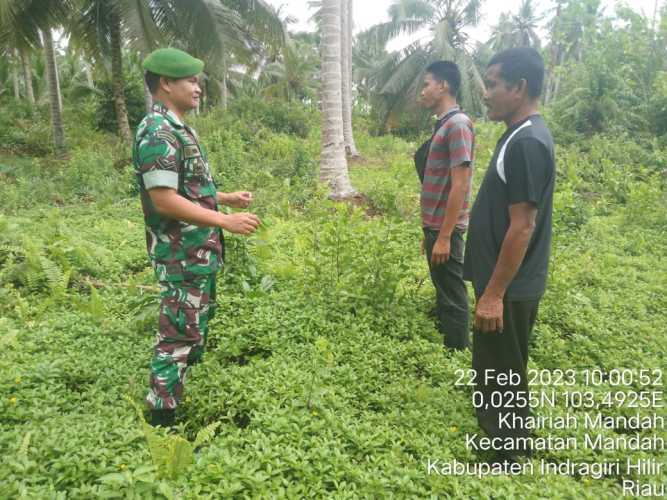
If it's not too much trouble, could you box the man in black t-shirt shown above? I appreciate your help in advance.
[463,47,555,462]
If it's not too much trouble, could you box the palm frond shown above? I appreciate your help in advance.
[67,1,114,59]
[461,0,483,27]
[149,0,247,75]
[387,0,436,24]
[0,0,72,49]
[118,0,163,53]
[378,44,427,95]
[363,0,433,47]
[364,19,427,48]
[373,44,430,128]
[222,0,287,49]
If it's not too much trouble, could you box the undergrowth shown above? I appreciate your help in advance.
[1,105,665,498]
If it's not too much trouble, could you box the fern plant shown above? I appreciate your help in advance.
[39,255,70,297]
[87,284,105,321]
[124,396,221,480]
[22,238,45,293]
[18,431,32,461]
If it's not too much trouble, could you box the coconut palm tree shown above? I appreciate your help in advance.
[543,0,605,103]
[320,0,356,198]
[0,4,42,108]
[107,5,132,139]
[259,39,319,102]
[42,28,66,153]
[308,0,360,156]
[10,52,21,100]
[341,0,360,157]
[487,13,515,51]
[130,0,286,110]
[70,0,132,142]
[0,49,19,100]
[352,27,391,105]
[19,48,36,105]
[364,0,485,130]
[487,0,541,52]
[0,0,72,156]
[513,0,542,48]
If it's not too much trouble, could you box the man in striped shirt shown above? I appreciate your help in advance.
[419,61,475,350]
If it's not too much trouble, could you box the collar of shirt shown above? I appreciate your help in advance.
[151,101,185,129]
[496,113,541,145]
[436,105,460,121]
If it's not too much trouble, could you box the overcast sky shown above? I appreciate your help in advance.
[267,0,662,50]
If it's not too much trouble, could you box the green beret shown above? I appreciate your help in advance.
[142,48,204,78]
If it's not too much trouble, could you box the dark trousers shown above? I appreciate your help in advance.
[472,299,540,456]
[423,228,470,350]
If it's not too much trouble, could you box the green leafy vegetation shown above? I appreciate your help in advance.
[1,98,665,497]
[2,0,667,496]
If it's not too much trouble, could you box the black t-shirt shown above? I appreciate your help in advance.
[463,114,555,300]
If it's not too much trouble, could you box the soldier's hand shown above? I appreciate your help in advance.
[221,212,260,235]
[227,191,253,208]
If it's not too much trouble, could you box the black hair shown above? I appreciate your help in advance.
[488,47,544,98]
[144,71,163,94]
[424,60,461,97]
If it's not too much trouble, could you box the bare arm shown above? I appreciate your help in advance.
[431,165,471,264]
[149,188,259,234]
[474,202,537,332]
[485,202,537,297]
[217,191,252,208]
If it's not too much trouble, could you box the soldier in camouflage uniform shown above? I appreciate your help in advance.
[132,48,260,427]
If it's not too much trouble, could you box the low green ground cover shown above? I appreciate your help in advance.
[1,108,665,498]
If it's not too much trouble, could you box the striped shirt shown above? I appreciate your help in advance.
[420,107,475,231]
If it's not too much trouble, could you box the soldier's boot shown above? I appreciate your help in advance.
[150,409,176,428]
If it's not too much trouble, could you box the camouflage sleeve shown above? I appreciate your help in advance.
[136,129,181,190]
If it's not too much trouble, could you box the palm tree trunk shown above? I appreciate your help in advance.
[54,46,63,113]
[547,48,565,103]
[20,47,35,106]
[544,4,562,105]
[42,29,66,157]
[552,69,562,101]
[84,63,94,88]
[12,51,20,100]
[110,10,132,143]
[143,79,153,112]
[218,64,228,110]
[201,77,208,110]
[341,0,360,158]
[465,57,486,116]
[545,60,558,104]
[320,0,355,199]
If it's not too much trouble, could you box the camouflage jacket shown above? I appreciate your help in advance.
[132,102,223,282]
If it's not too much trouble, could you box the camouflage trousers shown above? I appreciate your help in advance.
[146,274,217,410]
